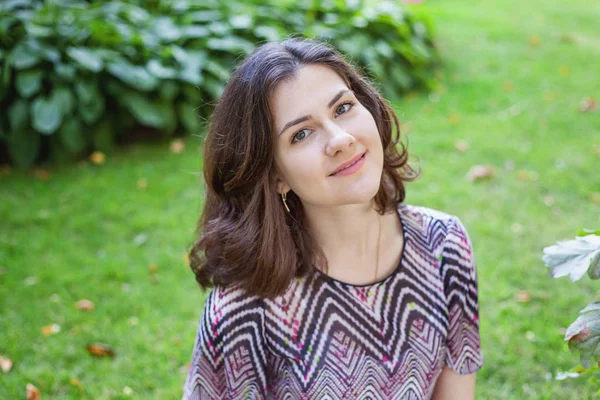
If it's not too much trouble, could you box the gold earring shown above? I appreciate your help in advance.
[281,192,290,213]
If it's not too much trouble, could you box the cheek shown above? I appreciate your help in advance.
[290,151,321,179]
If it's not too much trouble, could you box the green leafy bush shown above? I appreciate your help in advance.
[0,0,439,167]
[543,219,600,375]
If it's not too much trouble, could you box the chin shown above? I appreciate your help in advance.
[336,183,381,205]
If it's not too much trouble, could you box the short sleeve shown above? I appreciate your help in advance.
[440,216,484,375]
[183,285,269,399]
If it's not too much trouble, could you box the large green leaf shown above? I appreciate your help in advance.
[25,23,53,38]
[1,58,11,87]
[6,127,40,168]
[120,91,168,128]
[206,37,254,54]
[15,68,44,98]
[178,101,201,134]
[0,0,32,13]
[54,63,77,80]
[74,80,100,104]
[54,85,75,115]
[107,58,158,91]
[154,17,181,41]
[180,25,210,39]
[8,98,28,132]
[78,94,105,125]
[159,80,179,101]
[147,59,178,79]
[67,47,104,73]
[253,26,281,41]
[92,119,114,153]
[9,41,40,69]
[59,117,87,153]
[187,10,222,23]
[31,94,63,135]
[203,77,224,99]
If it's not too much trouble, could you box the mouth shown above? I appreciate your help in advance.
[329,152,366,177]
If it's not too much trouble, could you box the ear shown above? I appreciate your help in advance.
[275,173,289,195]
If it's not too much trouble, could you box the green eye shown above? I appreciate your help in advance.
[292,129,311,144]
[336,102,353,116]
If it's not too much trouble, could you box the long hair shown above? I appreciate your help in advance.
[188,37,420,300]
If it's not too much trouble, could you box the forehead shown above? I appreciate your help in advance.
[271,64,349,124]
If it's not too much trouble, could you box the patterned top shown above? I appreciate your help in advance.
[183,203,484,399]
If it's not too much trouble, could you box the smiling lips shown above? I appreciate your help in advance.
[330,152,366,176]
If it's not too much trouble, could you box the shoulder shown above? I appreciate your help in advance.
[398,203,462,242]
[200,284,266,338]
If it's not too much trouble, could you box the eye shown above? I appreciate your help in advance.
[335,101,355,117]
[291,128,311,144]
[290,101,356,145]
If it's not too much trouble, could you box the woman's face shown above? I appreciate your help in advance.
[272,64,384,208]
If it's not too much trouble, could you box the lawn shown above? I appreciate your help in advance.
[1,0,599,398]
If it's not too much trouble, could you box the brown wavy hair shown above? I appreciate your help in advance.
[188,37,421,300]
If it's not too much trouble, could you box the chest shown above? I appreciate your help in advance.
[263,281,448,399]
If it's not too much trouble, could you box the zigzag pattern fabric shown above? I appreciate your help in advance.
[184,203,484,399]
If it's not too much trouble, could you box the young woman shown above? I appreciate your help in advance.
[183,37,484,400]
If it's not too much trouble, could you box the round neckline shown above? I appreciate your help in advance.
[313,203,408,288]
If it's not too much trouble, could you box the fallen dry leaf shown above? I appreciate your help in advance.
[180,362,191,374]
[579,96,597,112]
[517,170,539,181]
[42,324,60,336]
[543,196,555,206]
[26,383,41,400]
[137,178,148,190]
[0,356,13,373]
[454,139,470,152]
[511,223,524,235]
[24,276,38,286]
[34,169,50,181]
[149,264,158,273]
[448,114,461,125]
[89,151,106,165]
[466,165,496,182]
[559,327,567,336]
[517,170,529,181]
[69,378,84,392]
[75,299,94,312]
[528,34,541,47]
[86,343,116,358]
[516,290,531,303]
[502,81,514,92]
[525,331,536,342]
[170,139,185,154]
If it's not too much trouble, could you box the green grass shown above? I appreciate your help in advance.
[1,0,600,398]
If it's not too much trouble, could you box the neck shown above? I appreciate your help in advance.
[303,199,382,266]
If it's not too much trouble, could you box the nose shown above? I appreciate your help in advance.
[324,122,356,157]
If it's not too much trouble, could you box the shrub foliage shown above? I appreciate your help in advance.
[0,0,439,167]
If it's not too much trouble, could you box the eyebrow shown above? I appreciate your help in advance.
[278,89,351,136]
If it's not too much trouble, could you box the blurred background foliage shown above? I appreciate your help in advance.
[0,0,439,168]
